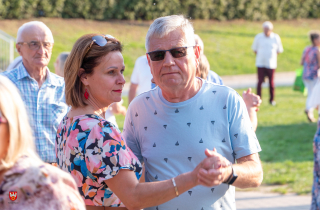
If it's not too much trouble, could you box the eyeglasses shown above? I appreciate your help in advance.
[147,46,194,61]
[84,34,115,56]
[18,41,53,51]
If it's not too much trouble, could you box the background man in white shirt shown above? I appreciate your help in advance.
[128,55,153,104]
[252,21,283,106]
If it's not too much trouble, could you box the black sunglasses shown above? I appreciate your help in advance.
[147,46,194,61]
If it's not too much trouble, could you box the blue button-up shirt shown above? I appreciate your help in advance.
[2,63,68,163]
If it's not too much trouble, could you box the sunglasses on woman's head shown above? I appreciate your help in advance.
[84,34,115,57]
[147,46,194,61]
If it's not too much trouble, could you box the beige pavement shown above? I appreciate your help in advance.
[236,191,311,210]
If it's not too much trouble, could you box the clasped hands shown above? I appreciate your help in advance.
[192,148,233,187]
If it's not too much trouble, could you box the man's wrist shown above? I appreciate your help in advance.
[223,165,233,183]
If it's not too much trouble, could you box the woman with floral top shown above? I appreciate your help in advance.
[56,34,231,210]
[0,75,85,210]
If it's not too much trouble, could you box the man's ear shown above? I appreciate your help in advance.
[16,43,22,56]
[194,45,201,67]
[79,68,89,86]
[146,53,154,76]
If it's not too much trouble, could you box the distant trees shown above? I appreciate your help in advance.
[1,0,320,20]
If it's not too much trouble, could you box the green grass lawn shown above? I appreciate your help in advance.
[0,18,319,78]
[116,86,318,195]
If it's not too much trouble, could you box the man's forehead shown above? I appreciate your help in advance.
[149,30,187,50]
[21,26,53,42]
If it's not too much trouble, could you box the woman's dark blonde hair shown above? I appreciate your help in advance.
[64,34,122,108]
[197,54,210,79]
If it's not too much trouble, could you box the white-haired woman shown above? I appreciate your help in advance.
[0,75,85,210]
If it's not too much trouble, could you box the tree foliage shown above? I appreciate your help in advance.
[1,0,320,20]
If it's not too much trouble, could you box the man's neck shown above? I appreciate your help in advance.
[24,64,48,88]
[161,78,202,103]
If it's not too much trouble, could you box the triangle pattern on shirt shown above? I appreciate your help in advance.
[200,105,204,110]
[187,123,191,127]
[201,208,204,210]
[144,127,147,131]
[211,188,215,193]
[212,91,216,94]
[188,191,192,196]
[223,105,227,109]
[135,112,138,117]
[146,96,150,100]
[154,110,157,115]
[163,125,167,129]
[156,207,158,210]
[164,158,168,163]
[211,121,215,125]
[188,157,192,161]
[175,141,179,146]
[199,138,203,143]
[234,133,238,138]
[175,108,179,113]
[155,175,158,179]
[222,138,226,143]
[153,143,156,147]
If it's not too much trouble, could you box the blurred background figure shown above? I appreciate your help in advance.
[310,77,320,208]
[252,21,283,106]
[1,21,68,164]
[300,31,320,122]
[0,75,85,210]
[5,56,22,71]
[54,52,69,77]
[196,54,210,79]
[194,34,223,85]
[128,55,153,104]
[104,99,127,128]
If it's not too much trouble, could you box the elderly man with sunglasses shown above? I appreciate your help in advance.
[124,15,263,210]
[1,21,67,164]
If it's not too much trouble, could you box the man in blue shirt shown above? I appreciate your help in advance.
[2,21,68,163]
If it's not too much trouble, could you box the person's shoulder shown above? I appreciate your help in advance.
[49,71,65,87]
[203,80,240,98]
[1,68,18,81]
[255,33,264,38]
[129,87,158,108]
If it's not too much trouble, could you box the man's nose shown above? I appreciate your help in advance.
[163,51,175,67]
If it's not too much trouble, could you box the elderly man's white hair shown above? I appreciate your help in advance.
[16,21,54,43]
[145,15,195,52]
[262,21,273,30]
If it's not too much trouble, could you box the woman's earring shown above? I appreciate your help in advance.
[84,89,89,99]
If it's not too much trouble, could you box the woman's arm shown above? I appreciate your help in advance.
[105,150,230,210]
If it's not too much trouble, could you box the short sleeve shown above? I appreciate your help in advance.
[252,35,258,51]
[227,91,261,160]
[130,57,143,84]
[85,122,137,184]
[276,34,284,53]
[123,103,144,163]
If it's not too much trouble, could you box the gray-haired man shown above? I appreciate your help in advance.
[124,15,263,210]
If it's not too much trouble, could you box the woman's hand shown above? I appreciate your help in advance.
[191,148,232,187]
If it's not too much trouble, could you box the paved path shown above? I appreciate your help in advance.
[235,191,311,210]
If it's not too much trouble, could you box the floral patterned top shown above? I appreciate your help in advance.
[55,114,142,207]
[0,155,85,210]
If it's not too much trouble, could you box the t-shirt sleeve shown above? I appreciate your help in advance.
[130,57,142,84]
[276,35,284,53]
[84,123,137,184]
[227,91,261,160]
[123,104,144,163]
[252,35,258,51]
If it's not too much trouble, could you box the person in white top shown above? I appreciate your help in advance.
[252,21,283,106]
[128,55,153,104]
